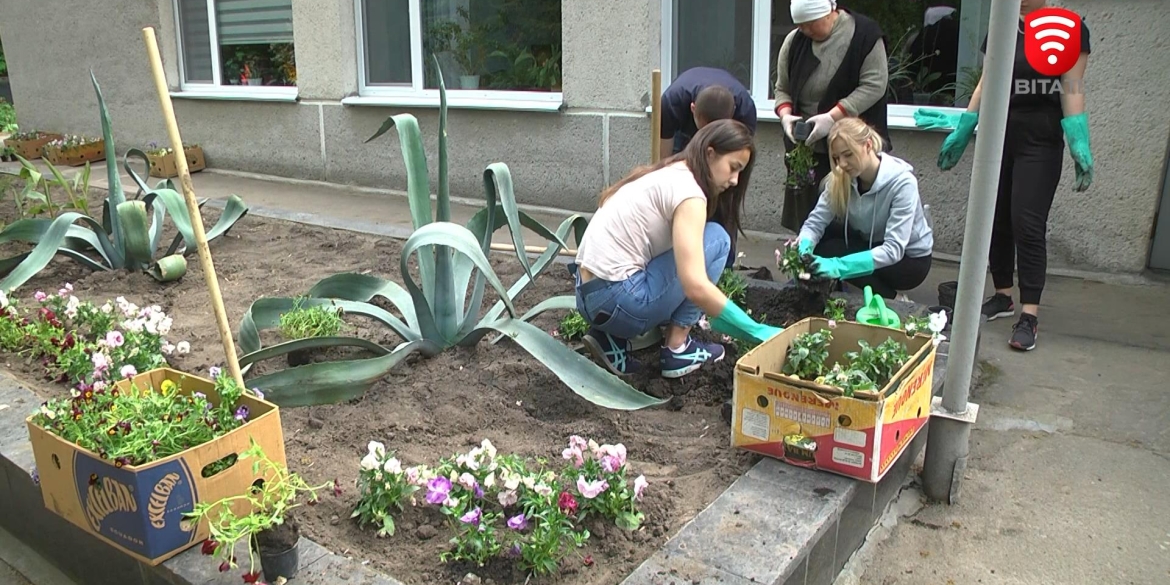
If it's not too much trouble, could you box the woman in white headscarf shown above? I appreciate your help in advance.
[773,0,891,232]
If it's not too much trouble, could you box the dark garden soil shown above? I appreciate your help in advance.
[0,185,833,585]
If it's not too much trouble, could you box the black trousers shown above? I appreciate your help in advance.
[989,108,1065,305]
[814,222,932,299]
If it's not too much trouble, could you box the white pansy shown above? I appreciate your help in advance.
[360,452,379,470]
[367,441,386,457]
[929,311,948,334]
[383,457,401,474]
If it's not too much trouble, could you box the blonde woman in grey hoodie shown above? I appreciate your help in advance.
[796,118,934,299]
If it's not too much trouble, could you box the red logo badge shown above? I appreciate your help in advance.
[1024,7,1082,76]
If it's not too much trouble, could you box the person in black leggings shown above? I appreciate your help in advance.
[798,118,934,300]
[917,0,1093,351]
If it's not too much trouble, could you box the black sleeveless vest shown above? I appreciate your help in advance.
[786,10,893,152]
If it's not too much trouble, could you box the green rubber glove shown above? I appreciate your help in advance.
[938,111,979,171]
[812,251,875,280]
[798,238,814,256]
[1061,112,1094,191]
[710,301,783,345]
[914,108,963,131]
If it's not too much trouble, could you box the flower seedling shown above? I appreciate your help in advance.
[717,268,748,305]
[785,142,818,189]
[186,442,334,582]
[782,329,833,381]
[843,338,910,390]
[816,363,877,397]
[824,297,848,326]
[554,310,589,341]
[561,436,648,531]
[351,441,420,537]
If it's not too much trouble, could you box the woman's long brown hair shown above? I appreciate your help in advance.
[596,119,756,238]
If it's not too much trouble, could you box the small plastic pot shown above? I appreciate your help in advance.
[259,536,301,582]
[793,120,812,142]
[937,281,958,309]
[926,305,954,333]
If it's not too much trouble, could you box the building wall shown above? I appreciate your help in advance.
[0,0,1166,274]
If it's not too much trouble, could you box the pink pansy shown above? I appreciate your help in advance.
[634,475,648,500]
[458,472,477,490]
[34,291,47,302]
[498,489,518,507]
[568,435,588,452]
[576,475,609,499]
[598,444,627,469]
[120,365,138,378]
[91,352,110,372]
[562,447,584,468]
[601,455,622,473]
[105,331,125,348]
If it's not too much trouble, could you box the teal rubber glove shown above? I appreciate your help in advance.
[938,111,979,171]
[798,238,814,256]
[812,251,875,280]
[710,301,783,345]
[914,108,963,131]
[1061,112,1094,191]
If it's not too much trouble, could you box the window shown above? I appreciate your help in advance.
[174,0,297,95]
[664,0,990,122]
[357,0,562,103]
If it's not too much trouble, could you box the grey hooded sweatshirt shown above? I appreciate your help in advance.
[798,153,933,269]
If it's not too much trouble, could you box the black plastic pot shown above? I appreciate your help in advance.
[259,536,301,582]
[937,281,958,309]
[286,348,313,368]
[926,305,954,333]
[793,120,812,142]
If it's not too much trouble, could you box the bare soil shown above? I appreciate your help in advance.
[0,185,831,585]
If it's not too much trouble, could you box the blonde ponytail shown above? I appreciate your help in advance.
[827,118,883,218]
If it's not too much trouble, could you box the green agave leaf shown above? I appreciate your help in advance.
[366,112,436,308]
[307,273,419,333]
[480,214,589,327]
[238,336,392,367]
[489,295,574,345]
[245,339,442,407]
[91,71,125,248]
[401,222,517,345]
[435,53,451,224]
[0,212,114,292]
[468,318,667,410]
[0,218,115,266]
[142,189,249,255]
[117,200,153,269]
[483,163,533,279]
[123,148,153,198]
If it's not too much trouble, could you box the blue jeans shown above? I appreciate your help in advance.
[573,222,731,341]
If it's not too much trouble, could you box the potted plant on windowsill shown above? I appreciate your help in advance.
[428,7,491,89]
[186,441,336,584]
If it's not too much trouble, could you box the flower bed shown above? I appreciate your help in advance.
[0,187,849,583]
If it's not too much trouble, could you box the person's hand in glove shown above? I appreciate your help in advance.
[781,113,803,142]
[937,111,979,171]
[710,300,782,345]
[812,251,875,280]
[1061,112,1094,191]
[914,108,964,131]
[798,238,815,256]
[804,112,837,144]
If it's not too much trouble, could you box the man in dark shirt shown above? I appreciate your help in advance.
[659,67,758,159]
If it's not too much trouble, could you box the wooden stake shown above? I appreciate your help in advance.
[489,242,577,257]
[650,69,662,162]
[141,27,247,392]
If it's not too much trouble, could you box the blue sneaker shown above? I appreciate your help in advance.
[660,337,725,379]
[583,329,643,376]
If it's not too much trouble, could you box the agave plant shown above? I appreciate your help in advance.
[0,72,249,292]
[236,63,666,411]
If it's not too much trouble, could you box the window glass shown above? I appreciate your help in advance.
[364,0,413,85]
[672,0,754,88]
[176,0,297,87]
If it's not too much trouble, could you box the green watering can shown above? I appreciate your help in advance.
[854,285,901,328]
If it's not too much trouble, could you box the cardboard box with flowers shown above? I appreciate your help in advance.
[144,141,206,178]
[42,134,106,166]
[26,367,286,565]
[3,129,63,160]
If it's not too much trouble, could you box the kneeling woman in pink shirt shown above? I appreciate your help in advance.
[571,120,781,379]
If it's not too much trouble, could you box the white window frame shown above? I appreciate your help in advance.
[347,0,563,112]
[171,0,299,101]
[659,0,981,131]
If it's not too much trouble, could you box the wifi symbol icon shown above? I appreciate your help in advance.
[1024,7,1083,76]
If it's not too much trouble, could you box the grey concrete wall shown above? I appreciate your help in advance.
[1,0,1166,274]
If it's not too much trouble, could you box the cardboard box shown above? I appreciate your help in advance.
[26,368,286,565]
[43,140,106,167]
[147,145,206,178]
[731,318,935,483]
[3,132,62,160]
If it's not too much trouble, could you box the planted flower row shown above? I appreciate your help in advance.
[352,435,649,577]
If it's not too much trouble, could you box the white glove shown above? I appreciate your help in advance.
[781,114,802,142]
[805,112,837,144]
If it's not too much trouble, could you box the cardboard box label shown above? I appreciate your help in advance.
[74,450,200,558]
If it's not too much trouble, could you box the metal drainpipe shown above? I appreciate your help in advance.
[921,0,1023,504]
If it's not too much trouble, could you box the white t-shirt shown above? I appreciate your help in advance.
[575,163,707,281]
